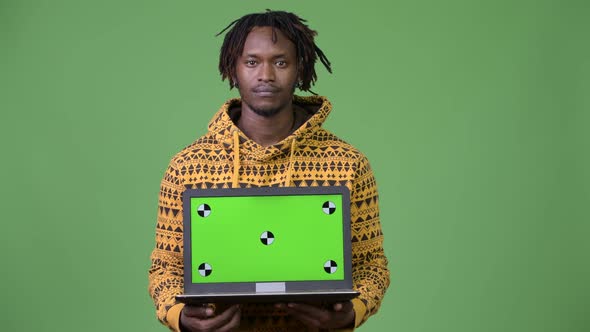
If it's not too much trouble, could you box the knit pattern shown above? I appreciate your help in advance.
[148,96,389,331]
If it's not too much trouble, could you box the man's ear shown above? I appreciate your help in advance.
[297,59,304,80]
[295,74,303,90]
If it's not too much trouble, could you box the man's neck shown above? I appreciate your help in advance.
[237,105,296,147]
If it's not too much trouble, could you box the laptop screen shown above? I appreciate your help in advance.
[182,186,353,293]
[189,193,344,283]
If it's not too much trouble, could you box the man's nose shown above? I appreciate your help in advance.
[258,63,275,82]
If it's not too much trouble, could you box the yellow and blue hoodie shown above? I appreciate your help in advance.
[148,95,390,331]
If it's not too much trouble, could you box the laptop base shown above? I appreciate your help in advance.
[176,290,360,304]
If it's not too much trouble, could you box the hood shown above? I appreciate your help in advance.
[207,95,333,163]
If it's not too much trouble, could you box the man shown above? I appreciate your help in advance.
[149,10,390,331]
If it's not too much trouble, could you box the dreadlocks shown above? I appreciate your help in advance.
[216,10,332,92]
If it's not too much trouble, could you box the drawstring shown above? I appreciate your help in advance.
[232,130,240,188]
[284,139,296,187]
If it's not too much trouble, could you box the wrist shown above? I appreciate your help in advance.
[166,303,186,332]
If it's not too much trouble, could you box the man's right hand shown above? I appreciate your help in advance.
[179,304,241,332]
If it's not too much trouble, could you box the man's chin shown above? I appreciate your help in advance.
[251,107,281,117]
[240,92,294,117]
[245,100,285,117]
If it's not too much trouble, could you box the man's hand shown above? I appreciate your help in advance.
[276,301,355,330]
[179,304,241,332]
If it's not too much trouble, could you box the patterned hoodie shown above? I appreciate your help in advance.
[148,95,390,331]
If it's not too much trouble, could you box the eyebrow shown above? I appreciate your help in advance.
[243,53,289,59]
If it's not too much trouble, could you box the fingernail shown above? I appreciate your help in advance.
[205,308,214,316]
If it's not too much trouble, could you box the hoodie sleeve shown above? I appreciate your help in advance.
[148,162,186,331]
[348,154,390,328]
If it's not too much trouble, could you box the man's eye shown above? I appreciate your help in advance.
[276,61,286,67]
[246,60,257,66]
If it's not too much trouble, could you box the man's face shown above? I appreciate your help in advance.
[235,26,299,117]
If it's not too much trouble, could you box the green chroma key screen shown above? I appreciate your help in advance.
[190,194,345,283]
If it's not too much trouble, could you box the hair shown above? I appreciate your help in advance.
[216,9,332,92]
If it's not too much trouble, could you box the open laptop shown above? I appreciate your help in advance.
[175,186,360,304]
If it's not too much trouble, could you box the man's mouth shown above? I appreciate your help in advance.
[253,85,280,96]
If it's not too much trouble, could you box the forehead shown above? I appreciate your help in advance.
[242,26,296,57]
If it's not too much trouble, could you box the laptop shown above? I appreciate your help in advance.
[175,186,360,304]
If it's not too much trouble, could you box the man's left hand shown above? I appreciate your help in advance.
[276,301,355,330]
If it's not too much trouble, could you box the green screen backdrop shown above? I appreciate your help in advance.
[1,0,588,331]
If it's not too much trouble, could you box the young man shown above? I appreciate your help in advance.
[148,10,390,331]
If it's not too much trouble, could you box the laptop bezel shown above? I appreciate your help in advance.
[181,186,353,295]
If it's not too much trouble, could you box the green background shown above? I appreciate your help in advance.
[190,195,344,283]
[1,0,588,331]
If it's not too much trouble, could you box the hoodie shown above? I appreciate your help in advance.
[148,95,390,331]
